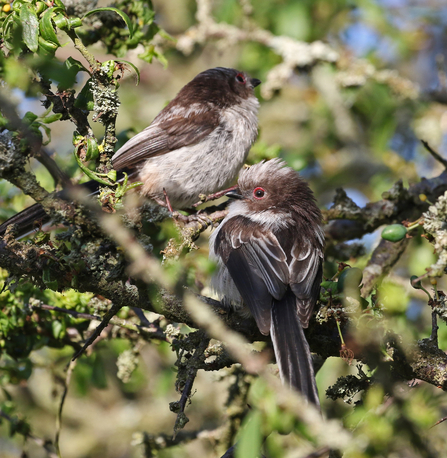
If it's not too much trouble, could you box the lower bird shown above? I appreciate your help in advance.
[209,158,324,406]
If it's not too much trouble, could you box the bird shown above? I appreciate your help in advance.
[0,67,261,237]
[209,158,324,406]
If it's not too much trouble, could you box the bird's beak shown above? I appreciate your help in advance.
[226,188,243,200]
[250,78,261,88]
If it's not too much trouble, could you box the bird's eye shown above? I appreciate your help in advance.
[253,187,265,199]
[236,73,246,84]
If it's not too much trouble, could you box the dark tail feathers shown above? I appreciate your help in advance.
[0,179,101,238]
[270,293,320,407]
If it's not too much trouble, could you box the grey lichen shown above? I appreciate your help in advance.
[423,191,447,276]
[116,348,140,383]
[432,293,447,324]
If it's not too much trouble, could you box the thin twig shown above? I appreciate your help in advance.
[430,311,439,345]
[55,359,77,458]
[34,147,72,188]
[421,140,447,169]
[431,416,447,428]
[72,302,122,360]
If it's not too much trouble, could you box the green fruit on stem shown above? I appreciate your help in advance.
[381,224,407,242]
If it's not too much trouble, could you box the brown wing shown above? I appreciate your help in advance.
[288,233,324,328]
[111,106,220,170]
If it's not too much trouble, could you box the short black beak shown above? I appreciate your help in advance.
[226,188,243,200]
[251,78,261,88]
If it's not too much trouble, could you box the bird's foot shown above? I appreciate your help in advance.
[192,185,238,208]
[159,189,214,228]
[183,210,214,228]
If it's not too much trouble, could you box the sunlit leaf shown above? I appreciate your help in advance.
[40,7,64,46]
[20,4,39,52]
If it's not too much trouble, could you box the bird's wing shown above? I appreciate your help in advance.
[289,234,324,328]
[111,105,220,170]
[213,215,289,335]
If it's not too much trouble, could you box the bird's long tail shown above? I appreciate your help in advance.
[0,179,101,239]
[270,293,320,407]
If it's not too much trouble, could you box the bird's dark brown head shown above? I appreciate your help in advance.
[175,67,261,108]
[229,159,321,220]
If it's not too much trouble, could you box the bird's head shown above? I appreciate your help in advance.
[178,67,261,107]
[227,159,319,217]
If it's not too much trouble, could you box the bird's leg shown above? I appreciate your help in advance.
[192,185,238,207]
[162,188,189,224]
[162,188,174,212]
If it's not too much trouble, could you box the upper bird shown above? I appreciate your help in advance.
[209,159,324,406]
[112,66,261,208]
[0,67,261,237]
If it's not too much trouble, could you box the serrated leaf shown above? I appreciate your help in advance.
[40,7,63,46]
[116,59,140,85]
[83,7,133,38]
[20,4,39,53]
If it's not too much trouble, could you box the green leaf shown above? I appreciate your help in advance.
[53,13,69,31]
[37,36,58,57]
[116,59,140,85]
[85,137,99,161]
[236,410,263,458]
[39,123,52,146]
[74,78,94,111]
[73,146,114,186]
[51,320,63,339]
[40,7,63,46]
[53,0,67,10]
[138,45,167,67]
[40,113,63,124]
[83,7,134,38]
[22,112,38,125]
[20,4,39,53]
[65,57,89,76]
[68,17,82,29]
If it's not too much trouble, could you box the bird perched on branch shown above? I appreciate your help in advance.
[0,67,261,237]
[209,159,324,406]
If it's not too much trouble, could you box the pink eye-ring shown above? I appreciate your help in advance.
[236,73,246,84]
[253,187,265,199]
